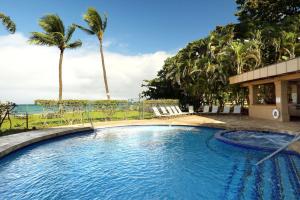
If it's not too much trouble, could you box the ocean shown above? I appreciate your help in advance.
[13,104,44,114]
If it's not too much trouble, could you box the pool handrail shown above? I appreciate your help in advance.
[256,134,300,165]
[86,109,94,130]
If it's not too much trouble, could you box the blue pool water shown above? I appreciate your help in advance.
[216,130,297,152]
[0,126,299,199]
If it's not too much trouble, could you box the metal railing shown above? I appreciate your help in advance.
[0,101,153,132]
[0,98,182,134]
[256,134,300,165]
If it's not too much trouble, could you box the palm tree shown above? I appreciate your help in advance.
[75,8,110,100]
[278,31,297,60]
[29,14,82,101]
[0,13,16,33]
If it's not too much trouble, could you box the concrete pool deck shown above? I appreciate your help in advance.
[0,115,300,158]
[0,127,92,158]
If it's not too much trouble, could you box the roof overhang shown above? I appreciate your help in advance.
[229,57,300,85]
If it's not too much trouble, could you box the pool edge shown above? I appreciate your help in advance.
[0,126,93,159]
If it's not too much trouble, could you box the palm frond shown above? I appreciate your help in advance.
[74,24,95,35]
[83,7,102,33]
[30,14,82,52]
[51,32,65,47]
[102,13,108,31]
[39,14,65,34]
[28,32,57,46]
[65,25,76,43]
[0,13,16,33]
[83,7,108,36]
[66,40,82,49]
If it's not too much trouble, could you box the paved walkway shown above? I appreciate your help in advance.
[93,115,300,135]
[1,115,300,158]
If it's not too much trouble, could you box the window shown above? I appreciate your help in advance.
[253,83,276,105]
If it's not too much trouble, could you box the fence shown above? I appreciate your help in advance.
[0,99,179,134]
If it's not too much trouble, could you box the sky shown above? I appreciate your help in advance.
[0,0,238,103]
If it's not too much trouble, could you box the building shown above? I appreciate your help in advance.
[229,57,300,122]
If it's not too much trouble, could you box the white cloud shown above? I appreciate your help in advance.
[0,33,172,103]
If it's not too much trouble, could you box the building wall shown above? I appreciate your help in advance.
[247,80,289,121]
[249,105,277,120]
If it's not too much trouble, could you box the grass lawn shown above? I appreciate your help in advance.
[0,110,153,136]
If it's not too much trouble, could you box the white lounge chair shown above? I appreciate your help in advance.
[233,105,241,114]
[160,106,169,115]
[188,106,195,114]
[200,105,210,114]
[222,105,231,114]
[166,106,178,115]
[175,106,189,115]
[152,107,169,117]
[171,106,181,115]
[211,105,219,114]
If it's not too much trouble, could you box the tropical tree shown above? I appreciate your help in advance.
[29,14,82,101]
[76,7,111,100]
[277,31,297,61]
[236,0,300,26]
[0,13,16,33]
[143,0,299,109]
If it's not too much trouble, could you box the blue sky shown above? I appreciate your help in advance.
[0,0,237,55]
[0,1,238,103]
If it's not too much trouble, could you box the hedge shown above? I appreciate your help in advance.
[34,99,179,113]
[35,99,128,106]
[35,99,179,106]
[144,99,179,105]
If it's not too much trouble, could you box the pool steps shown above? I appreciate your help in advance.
[224,156,300,200]
[272,157,284,200]
[262,160,273,200]
[253,161,263,200]
[286,157,300,197]
[280,157,299,199]
[222,162,238,199]
[235,157,253,199]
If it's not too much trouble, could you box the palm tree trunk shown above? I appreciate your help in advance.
[58,49,64,102]
[99,40,110,100]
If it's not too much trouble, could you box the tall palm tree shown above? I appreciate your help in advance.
[0,13,16,33]
[75,8,110,100]
[29,14,82,101]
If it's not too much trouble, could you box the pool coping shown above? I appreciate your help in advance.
[0,126,93,159]
[215,130,300,156]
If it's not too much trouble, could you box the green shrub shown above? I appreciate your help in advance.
[142,99,179,112]
[144,99,179,106]
[35,99,128,106]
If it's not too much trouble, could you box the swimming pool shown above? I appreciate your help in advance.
[0,126,299,199]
